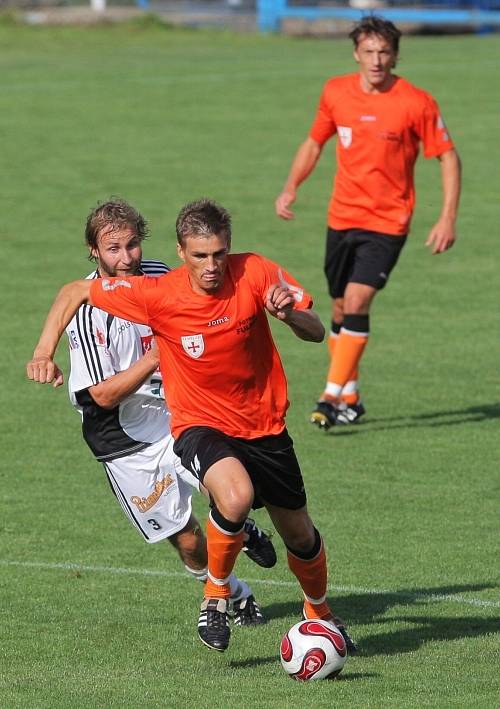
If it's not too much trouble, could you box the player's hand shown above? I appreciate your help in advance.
[265,284,295,321]
[275,189,296,220]
[425,217,456,255]
[26,355,64,387]
[146,340,160,368]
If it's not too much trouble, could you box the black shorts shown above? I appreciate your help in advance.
[324,227,407,299]
[173,427,307,511]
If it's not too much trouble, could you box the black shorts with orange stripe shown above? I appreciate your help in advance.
[324,227,407,298]
[173,427,307,510]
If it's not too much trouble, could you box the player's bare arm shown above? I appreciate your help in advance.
[426,148,462,255]
[275,137,323,220]
[265,284,325,342]
[89,344,160,409]
[26,279,93,386]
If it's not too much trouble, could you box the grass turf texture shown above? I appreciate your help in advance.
[1,16,499,707]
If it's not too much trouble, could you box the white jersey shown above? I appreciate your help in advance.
[66,260,170,461]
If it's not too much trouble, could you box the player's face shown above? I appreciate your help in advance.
[354,33,397,92]
[177,233,230,295]
[92,225,143,278]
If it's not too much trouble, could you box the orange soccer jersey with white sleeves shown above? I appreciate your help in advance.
[309,73,455,235]
[89,253,313,440]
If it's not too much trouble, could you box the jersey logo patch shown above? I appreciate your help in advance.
[181,334,205,359]
[338,126,352,148]
[102,278,131,291]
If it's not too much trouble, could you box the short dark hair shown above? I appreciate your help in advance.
[349,15,402,55]
[85,198,149,259]
[175,198,232,247]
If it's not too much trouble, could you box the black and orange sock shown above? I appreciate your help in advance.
[325,314,369,400]
[205,509,244,599]
[323,321,342,401]
[324,320,360,404]
[287,528,332,619]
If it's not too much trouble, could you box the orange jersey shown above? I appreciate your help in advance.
[90,253,313,439]
[309,73,455,235]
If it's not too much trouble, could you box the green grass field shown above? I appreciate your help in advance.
[1,15,499,707]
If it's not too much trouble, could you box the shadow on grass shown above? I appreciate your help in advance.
[327,402,500,436]
[229,657,379,681]
[359,614,500,656]
[335,582,498,621]
[263,582,499,657]
[229,655,278,669]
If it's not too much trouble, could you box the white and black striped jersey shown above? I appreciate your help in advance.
[66,260,171,461]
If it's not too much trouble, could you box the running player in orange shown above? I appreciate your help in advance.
[64,198,275,627]
[27,198,357,654]
[275,15,461,429]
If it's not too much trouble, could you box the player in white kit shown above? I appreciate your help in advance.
[64,199,275,625]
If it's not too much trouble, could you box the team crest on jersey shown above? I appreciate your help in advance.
[338,126,352,148]
[141,334,153,353]
[181,334,205,359]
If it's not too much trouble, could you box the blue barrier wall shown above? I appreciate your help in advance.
[257,1,500,32]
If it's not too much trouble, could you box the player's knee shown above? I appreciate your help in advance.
[220,486,253,522]
[344,298,369,314]
[210,477,254,523]
[216,492,252,524]
[175,528,202,551]
[169,526,207,566]
[343,287,376,314]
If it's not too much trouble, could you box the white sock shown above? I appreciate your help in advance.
[184,567,252,601]
[228,574,251,601]
[184,564,208,583]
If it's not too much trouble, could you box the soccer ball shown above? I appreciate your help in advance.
[280,619,348,681]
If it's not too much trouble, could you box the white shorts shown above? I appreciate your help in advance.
[103,435,200,543]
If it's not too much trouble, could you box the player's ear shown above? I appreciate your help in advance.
[176,242,185,262]
[90,247,98,261]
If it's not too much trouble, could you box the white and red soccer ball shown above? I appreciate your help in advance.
[280,619,348,681]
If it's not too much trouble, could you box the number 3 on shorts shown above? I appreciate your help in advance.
[147,519,162,530]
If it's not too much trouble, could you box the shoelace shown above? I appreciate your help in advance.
[207,606,228,630]
[235,597,259,621]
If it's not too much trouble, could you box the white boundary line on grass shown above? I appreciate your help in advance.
[2,559,499,609]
